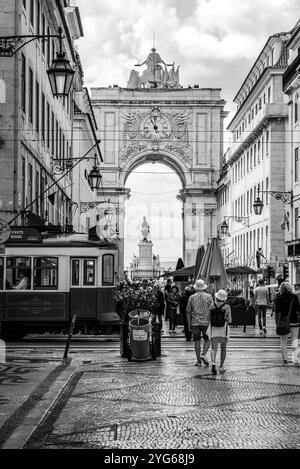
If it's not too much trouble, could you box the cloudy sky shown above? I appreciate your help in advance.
[74,0,299,268]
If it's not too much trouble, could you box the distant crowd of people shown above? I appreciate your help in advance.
[120,275,300,373]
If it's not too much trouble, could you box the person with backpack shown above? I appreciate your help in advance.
[207,289,232,375]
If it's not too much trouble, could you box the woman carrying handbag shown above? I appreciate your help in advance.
[274,282,300,365]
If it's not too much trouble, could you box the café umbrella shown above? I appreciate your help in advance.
[194,245,205,280]
[197,237,227,293]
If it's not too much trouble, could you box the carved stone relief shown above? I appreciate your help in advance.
[120,109,191,162]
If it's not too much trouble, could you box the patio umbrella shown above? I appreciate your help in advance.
[198,238,227,294]
[174,258,187,281]
[193,245,205,280]
[197,241,210,281]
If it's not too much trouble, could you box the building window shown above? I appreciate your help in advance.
[250,147,253,169]
[22,0,26,9]
[47,26,51,67]
[254,144,256,167]
[102,254,114,286]
[51,111,55,155]
[71,260,80,286]
[30,0,34,26]
[266,130,269,155]
[41,92,45,142]
[35,171,40,214]
[295,95,299,124]
[267,86,271,103]
[295,208,299,239]
[28,163,33,204]
[29,67,33,124]
[47,102,50,148]
[21,157,26,209]
[295,147,299,182]
[265,226,268,256]
[257,140,260,164]
[250,189,253,214]
[33,258,58,289]
[21,54,26,113]
[42,14,46,55]
[36,0,40,35]
[266,177,269,204]
[56,120,59,159]
[35,80,39,133]
[6,257,31,290]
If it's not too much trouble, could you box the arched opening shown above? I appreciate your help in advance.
[124,162,183,279]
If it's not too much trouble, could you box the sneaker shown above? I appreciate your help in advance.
[283,360,288,365]
[219,367,226,374]
[200,355,209,366]
[263,328,267,335]
[194,361,202,367]
[259,330,264,335]
[212,364,217,375]
[173,330,176,333]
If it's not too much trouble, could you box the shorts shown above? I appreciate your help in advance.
[211,336,227,348]
[192,325,209,341]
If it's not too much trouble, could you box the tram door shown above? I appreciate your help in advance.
[70,258,97,318]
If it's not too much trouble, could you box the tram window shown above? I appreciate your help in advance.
[83,260,95,285]
[6,257,31,290]
[33,257,58,289]
[71,259,80,286]
[0,257,3,289]
[102,254,114,286]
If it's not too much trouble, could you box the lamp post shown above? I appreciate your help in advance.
[9,141,102,226]
[253,189,293,215]
[0,27,74,97]
[220,216,249,236]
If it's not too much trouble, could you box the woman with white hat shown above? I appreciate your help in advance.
[207,289,232,375]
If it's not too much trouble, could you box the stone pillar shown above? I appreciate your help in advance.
[138,241,153,269]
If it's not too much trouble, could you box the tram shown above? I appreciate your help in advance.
[0,229,119,338]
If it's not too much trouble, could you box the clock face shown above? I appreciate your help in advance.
[143,115,171,139]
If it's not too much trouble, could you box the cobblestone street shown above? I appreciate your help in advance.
[5,336,297,450]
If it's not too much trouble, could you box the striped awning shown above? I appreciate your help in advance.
[226,266,257,275]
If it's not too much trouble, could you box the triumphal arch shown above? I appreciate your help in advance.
[91,48,228,278]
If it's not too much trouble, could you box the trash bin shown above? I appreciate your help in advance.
[151,321,161,358]
[128,316,151,361]
[129,309,151,320]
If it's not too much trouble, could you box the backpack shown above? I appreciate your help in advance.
[210,302,226,327]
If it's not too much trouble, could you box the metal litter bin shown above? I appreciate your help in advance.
[129,309,151,320]
[128,316,151,361]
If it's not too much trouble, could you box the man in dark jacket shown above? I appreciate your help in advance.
[179,286,193,341]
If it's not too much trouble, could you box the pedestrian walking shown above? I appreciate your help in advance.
[153,284,165,331]
[186,279,213,367]
[179,286,193,341]
[249,286,254,306]
[274,282,300,365]
[166,285,180,333]
[164,278,172,320]
[207,289,232,375]
[254,278,269,335]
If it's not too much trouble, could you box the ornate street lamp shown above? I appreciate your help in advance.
[0,27,74,97]
[220,219,229,236]
[253,194,264,215]
[253,189,293,215]
[87,155,102,190]
[47,28,74,97]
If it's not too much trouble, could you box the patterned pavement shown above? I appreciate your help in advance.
[17,336,300,450]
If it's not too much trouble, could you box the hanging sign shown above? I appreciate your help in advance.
[0,219,11,244]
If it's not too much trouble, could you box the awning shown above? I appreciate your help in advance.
[161,266,195,277]
[226,266,257,275]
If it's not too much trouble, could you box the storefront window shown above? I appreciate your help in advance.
[33,257,58,289]
[6,257,31,290]
[83,260,95,286]
[102,254,114,286]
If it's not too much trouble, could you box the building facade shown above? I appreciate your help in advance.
[217,23,300,281]
[282,22,300,285]
[91,48,228,278]
[0,0,99,233]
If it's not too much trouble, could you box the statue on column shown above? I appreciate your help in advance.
[141,216,150,242]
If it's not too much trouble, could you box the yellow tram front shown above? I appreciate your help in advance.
[0,231,119,338]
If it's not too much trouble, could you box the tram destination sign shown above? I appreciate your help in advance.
[0,219,11,244]
[7,227,42,243]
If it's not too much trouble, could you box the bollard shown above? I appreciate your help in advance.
[151,321,161,358]
[62,314,77,363]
